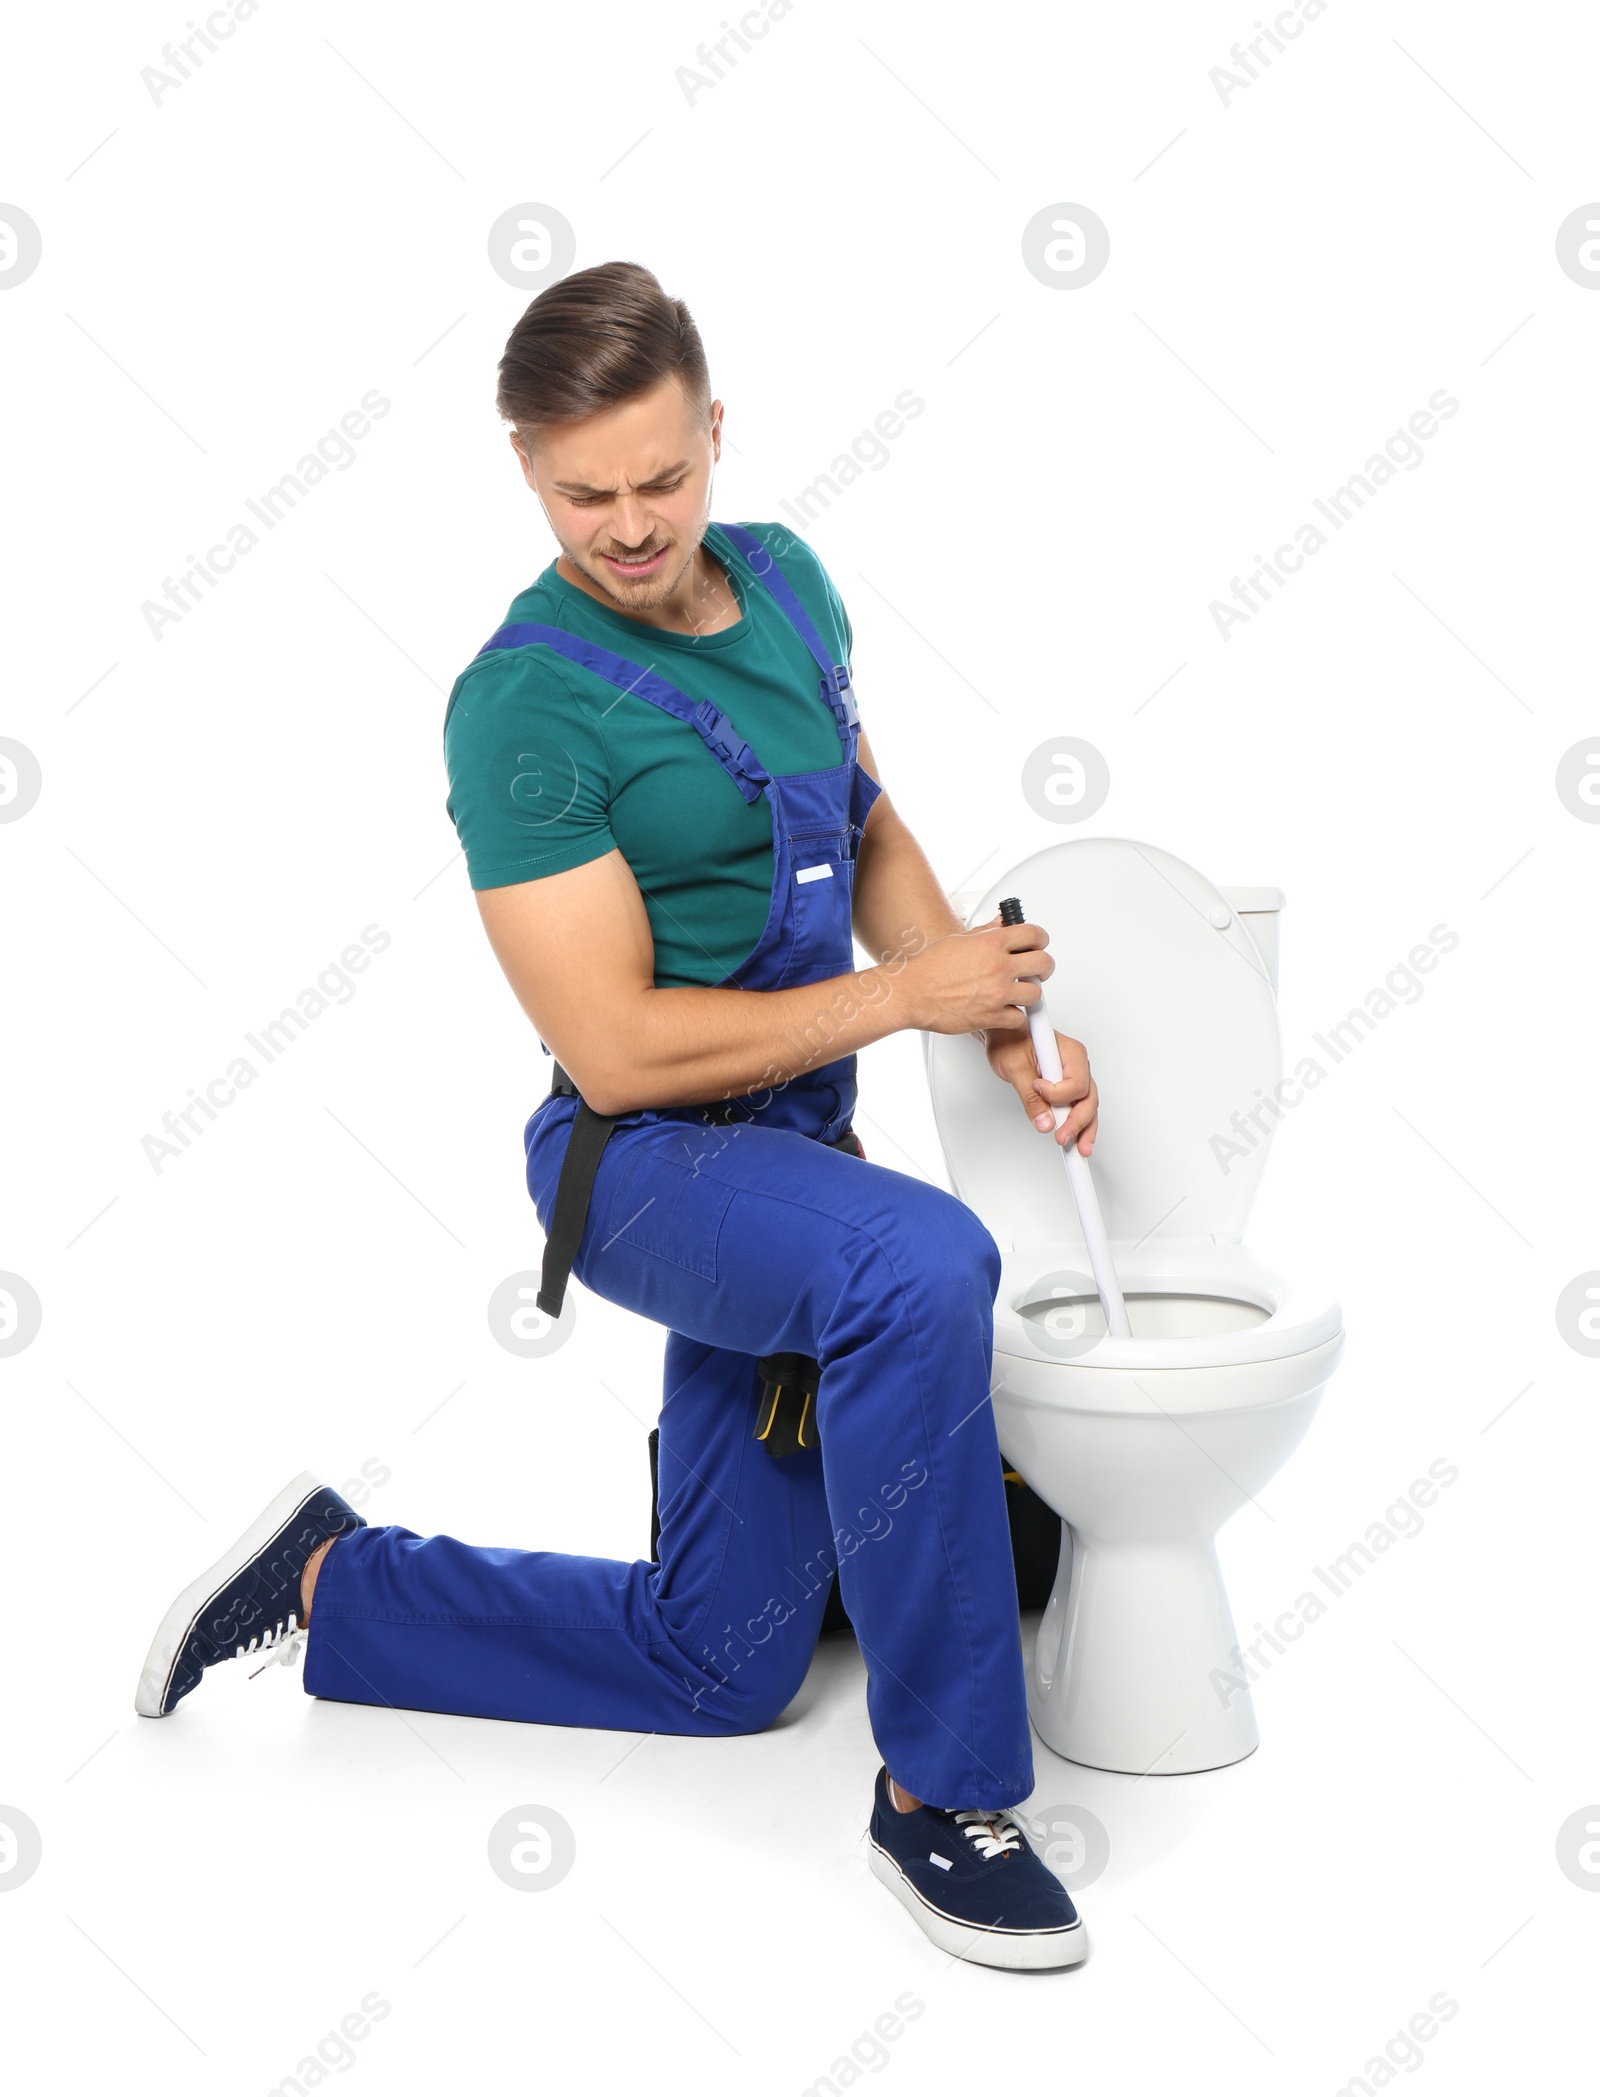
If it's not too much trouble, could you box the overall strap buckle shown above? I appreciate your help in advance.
[822,662,859,730]
[691,701,767,803]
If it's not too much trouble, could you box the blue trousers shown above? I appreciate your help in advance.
[303,1102,1035,1809]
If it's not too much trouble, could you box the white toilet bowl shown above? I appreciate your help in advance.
[927,839,1344,1775]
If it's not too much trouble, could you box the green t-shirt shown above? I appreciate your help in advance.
[442,521,854,988]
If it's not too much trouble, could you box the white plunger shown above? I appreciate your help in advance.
[1000,896,1132,1339]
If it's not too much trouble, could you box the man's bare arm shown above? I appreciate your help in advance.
[477,851,903,1113]
[473,748,1054,1117]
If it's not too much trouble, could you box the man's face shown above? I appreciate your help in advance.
[511,375,722,612]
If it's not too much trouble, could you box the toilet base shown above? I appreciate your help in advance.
[1029,1524,1261,1774]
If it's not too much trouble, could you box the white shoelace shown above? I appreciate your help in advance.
[952,1810,1024,1861]
[240,1614,305,1679]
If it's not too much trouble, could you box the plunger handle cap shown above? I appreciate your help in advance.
[998,895,1025,925]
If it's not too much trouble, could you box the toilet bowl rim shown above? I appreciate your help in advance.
[992,1236,1343,1373]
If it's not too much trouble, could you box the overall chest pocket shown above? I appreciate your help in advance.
[786,825,857,965]
[602,1140,738,1282]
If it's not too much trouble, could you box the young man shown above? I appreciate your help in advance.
[135,263,1100,1971]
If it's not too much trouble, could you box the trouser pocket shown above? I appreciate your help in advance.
[602,1144,738,1281]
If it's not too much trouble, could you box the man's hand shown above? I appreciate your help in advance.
[899,915,1057,1036]
[898,912,1098,1153]
[984,1026,1099,1157]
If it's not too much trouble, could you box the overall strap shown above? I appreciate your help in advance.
[474,622,771,804]
[715,523,858,748]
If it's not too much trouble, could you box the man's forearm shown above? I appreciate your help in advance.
[608,794,980,1112]
[581,958,919,1115]
[577,798,967,1114]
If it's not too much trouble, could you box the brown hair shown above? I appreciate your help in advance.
[495,261,711,436]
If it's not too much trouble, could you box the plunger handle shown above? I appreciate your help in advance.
[999,897,1132,1339]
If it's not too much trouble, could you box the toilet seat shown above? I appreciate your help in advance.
[926,837,1285,1254]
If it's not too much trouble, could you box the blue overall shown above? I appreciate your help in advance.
[304,525,1034,1809]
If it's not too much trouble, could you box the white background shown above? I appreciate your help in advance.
[3,1,1597,2089]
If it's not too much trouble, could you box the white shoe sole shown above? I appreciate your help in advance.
[868,1840,1088,1970]
[134,1471,325,1718]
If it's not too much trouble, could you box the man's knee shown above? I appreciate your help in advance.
[682,1643,813,1735]
[909,1187,1001,1300]
[831,1185,998,1335]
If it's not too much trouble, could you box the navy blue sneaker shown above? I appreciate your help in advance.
[135,1473,365,1717]
[867,1766,1087,1969]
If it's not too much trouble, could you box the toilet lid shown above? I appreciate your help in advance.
[926,838,1282,1246]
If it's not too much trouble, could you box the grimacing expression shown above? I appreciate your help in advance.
[512,376,721,613]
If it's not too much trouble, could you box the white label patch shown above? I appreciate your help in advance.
[929,1852,953,1870]
[796,863,834,885]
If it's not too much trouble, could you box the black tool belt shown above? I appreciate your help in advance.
[538,1063,862,1459]
[534,1066,617,1319]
